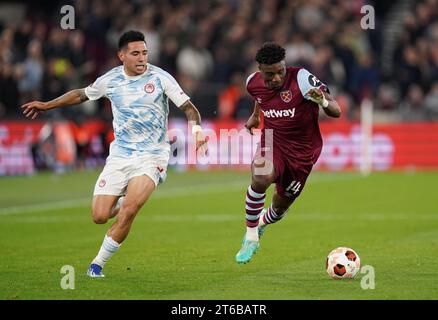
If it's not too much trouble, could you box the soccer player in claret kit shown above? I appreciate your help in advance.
[236,42,341,264]
[21,31,208,277]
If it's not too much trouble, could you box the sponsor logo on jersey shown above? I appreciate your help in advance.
[308,74,322,87]
[280,90,292,103]
[262,108,295,118]
[144,83,155,93]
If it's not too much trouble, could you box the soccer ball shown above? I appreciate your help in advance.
[326,247,360,279]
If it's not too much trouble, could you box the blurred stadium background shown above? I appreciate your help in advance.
[0,0,438,173]
[1,0,438,300]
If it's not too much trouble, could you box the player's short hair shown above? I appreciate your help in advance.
[255,42,286,65]
[118,30,146,51]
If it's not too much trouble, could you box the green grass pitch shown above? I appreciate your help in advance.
[0,169,437,299]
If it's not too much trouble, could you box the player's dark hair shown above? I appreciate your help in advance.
[255,42,286,65]
[118,30,146,50]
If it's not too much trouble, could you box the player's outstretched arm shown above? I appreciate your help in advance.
[21,88,89,119]
[179,100,208,153]
[307,88,341,118]
[245,102,261,135]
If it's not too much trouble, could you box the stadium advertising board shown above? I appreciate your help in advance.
[0,120,437,175]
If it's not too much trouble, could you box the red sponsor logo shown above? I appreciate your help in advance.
[280,90,292,103]
[99,179,106,188]
[144,83,155,93]
[156,166,164,173]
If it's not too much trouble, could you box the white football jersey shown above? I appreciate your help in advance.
[85,64,189,158]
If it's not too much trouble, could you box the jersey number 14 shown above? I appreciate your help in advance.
[286,181,301,194]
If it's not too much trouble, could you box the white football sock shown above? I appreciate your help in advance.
[246,226,259,241]
[92,235,120,268]
[258,208,267,227]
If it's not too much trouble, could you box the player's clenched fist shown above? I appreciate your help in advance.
[192,125,209,156]
[306,88,329,108]
[196,133,209,156]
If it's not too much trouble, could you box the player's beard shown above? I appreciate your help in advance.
[267,81,282,90]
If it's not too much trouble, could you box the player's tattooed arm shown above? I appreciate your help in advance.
[21,88,90,119]
[180,100,208,153]
[180,100,202,125]
[48,88,90,108]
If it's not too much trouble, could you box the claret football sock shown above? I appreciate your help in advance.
[263,204,288,225]
[245,186,265,228]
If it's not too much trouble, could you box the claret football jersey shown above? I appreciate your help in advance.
[246,67,330,167]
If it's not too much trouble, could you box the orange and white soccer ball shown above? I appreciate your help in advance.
[326,247,360,279]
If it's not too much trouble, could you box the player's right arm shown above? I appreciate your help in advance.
[245,101,261,135]
[244,72,261,135]
[21,89,89,119]
[22,70,111,120]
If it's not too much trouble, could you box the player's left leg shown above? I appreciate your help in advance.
[258,190,295,238]
[258,165,313,239]
[107,175,155,242]
[88,175,156,278]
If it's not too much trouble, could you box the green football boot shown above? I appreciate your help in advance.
[235,239,259,264]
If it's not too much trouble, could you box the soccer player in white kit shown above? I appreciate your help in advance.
[21,31,208,277]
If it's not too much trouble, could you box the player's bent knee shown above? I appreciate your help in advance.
[92,211,109,224]
[252,158,274,179]
[251,173,274,191]
[91,197,117,224]
[253,157,266,167]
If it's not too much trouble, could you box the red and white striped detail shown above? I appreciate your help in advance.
[245,186,265,227]
[262,204,287,225]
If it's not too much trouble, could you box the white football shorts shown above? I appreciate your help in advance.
[93,154,168,196]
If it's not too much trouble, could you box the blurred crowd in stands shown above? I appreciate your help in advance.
[0,0,438,124]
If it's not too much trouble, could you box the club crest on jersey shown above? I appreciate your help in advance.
[98,179,106,188]
[280,90,292,103]
[144,83,155,93]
